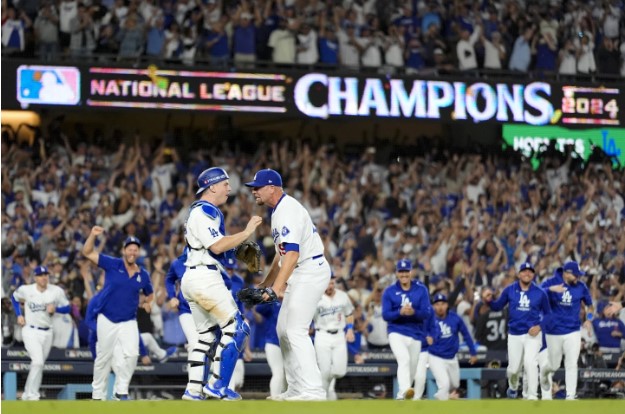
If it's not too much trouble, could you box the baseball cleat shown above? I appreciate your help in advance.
[267,391,291,401]
[112,393,130,400]
[203,384,225,399]
[182,390,205,401]
[222,388,242,401]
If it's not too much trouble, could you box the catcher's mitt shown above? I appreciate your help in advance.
[235,241,261,273]
[237,287,278,306]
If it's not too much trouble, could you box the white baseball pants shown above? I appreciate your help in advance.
[413,350,429,399]
[507,333,541,399]
[388,332,421,399]
[276,261,330,399]
[266,343,286,397]
[314,330,348,396]
[428,354,460,400]
[545,331,581,399]
[92,314,139,399]
[22,326,53,400]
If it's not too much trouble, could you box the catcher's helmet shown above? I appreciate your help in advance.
[196,167,229,195]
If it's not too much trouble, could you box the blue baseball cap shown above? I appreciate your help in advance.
[225,257,238,269]
[34,266,49,276]
[563,261,585,277]
[396,259,412,272]
[244,169,283,188]
[518,262,535,273]
[124,236,141,248]
[432,293,447,304]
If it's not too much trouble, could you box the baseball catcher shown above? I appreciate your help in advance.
[237,287,278,306]
[235,240,261,273]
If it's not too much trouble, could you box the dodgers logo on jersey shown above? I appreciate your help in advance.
[560,290,572,306]
[400,294,412,307]
[518,292,530,310]
[137,275,141,283]
[29,302,47,313]
[439,321,452,338]
[281,226,290,237]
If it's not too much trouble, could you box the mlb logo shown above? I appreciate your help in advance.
[17,65,80,108]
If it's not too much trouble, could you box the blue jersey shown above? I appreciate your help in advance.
[255,302,280,346]
[165,255,191,315]
[94,255,153,323]
[541,269,592,335]
[429,311,477,360]
[229,273,245,313]
[592,317,625,348]
[489,281,551,335]
[382,280,432,340]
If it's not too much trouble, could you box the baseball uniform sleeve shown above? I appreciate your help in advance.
[382,289,401,322]
[457,315,478,355]
[581,283,593,307]
[164,261,178,300]
[412,287,433,321]
[11,287,24,316]
[141,270,154,296]
[488,285,511,311]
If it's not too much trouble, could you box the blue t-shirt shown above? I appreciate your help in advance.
[382,280,432,340]
[205,31,229,58]
[592,317,625,348]
[429,311,477,359]
[541,269,592,335]
[489,281,551,335]
[233,24,256,54]
[94,254,154,323]
[255,302,280,346]
[535,42,557,71]
[318,37,338,64]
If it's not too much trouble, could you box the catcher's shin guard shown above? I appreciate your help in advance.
[209,313,250,390]
[187,326,217,392]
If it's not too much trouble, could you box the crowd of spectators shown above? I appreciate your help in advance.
[2,117,624,366]
[2,0,625,76]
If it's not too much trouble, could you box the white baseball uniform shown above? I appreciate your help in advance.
[272,194,331,400]
[183,203,238,333]
[12,283,69,400]
[313,288,354,398]
[182,200,242,397]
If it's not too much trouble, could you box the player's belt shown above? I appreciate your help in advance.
[29,325,50,331]
[317,329,339,334]
[296,254,325,268]
[189,265,218,271]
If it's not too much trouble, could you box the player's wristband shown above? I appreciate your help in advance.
[586,312,594,321]
[346,324,354,330]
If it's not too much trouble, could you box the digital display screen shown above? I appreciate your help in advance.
[4,62,623,128]
[86,65,290,113]
[502,124,625,169]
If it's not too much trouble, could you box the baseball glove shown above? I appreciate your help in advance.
[237,287,278,306]
[235,241,261,273]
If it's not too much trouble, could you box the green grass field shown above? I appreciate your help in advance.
[2,400,624,414]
